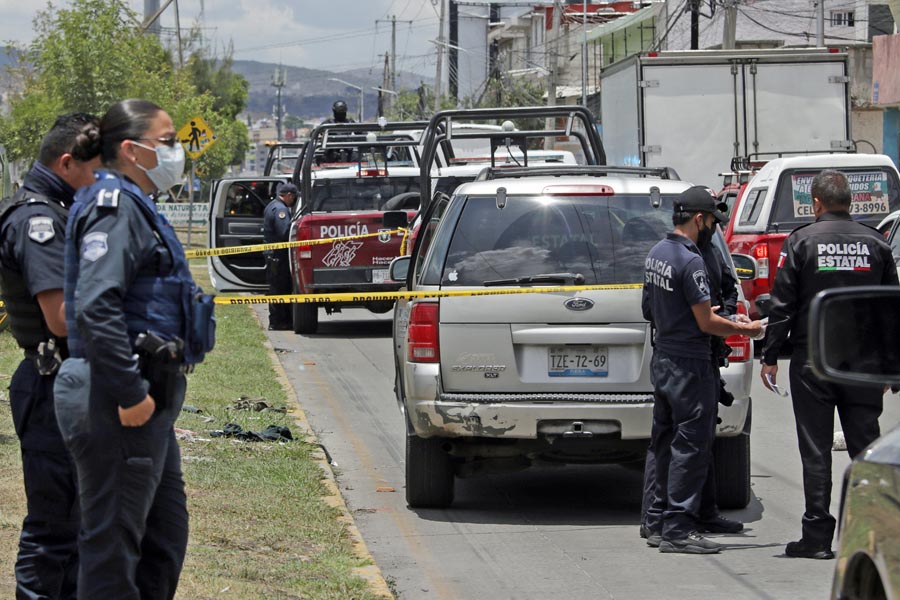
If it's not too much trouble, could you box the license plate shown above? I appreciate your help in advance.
[548,345,609,377]
[373,269,389,284]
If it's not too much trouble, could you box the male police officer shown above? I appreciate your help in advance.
[0,113,100,599]
[641,221,744,546]
[761,169,899,559]
[262,182,297,329]
[642,186,761,554]
[324,100,355,124]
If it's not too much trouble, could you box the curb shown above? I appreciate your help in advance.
[256,315,394,599]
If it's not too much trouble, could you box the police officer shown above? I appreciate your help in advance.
[323,99,355,124]
[761,169,899,559]
[640,216,745,546]
[642,186,761,554]
[57,99,213,599]
[262,182,297,330]
[0,112,101,600]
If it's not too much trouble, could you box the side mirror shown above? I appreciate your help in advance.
[809,286,900,385]
[383,210,409,229]
[731,254,756,280]
[389,255,411,283]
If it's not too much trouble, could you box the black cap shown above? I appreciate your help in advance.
[333,100,348,112]
[674,185,728,223]
[277,182,298,195]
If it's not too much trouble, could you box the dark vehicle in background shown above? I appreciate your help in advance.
[805,286,900,600]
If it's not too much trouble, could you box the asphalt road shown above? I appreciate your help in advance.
[264,307,900,600]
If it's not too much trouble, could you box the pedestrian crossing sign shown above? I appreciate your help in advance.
[178,115,217,160]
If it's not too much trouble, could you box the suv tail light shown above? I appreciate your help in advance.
[408,302,440,363]
[541,184,615,196]
[751,243,768,281]
[725,301,752,362]
[294,224,313,259]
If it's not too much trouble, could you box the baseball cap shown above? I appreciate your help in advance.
[277,182,298,195]
[674,185,729,223]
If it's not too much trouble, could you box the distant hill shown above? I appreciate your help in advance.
[231,60,431,121]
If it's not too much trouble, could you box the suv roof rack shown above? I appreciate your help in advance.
[475,165,681,181]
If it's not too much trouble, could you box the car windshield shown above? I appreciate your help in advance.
[422,193,679,286]
[768,167,900,232]
[307,177,420,212]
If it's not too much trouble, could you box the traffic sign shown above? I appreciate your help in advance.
[178,115,217,159]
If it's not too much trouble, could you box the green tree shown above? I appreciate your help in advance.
[1,0,249,182]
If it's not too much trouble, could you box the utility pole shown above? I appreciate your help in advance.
[722,0,737,50]
[815,0,825,47]
[391,15,397,95]
[174,0,184,68]
[144,0,160,36]
[690,0,700,50]
[547,0,562,149]
[380,52,390,117]
[582,0,588,107]
[449,0,459,101]
[272,66,286,141]
[434,0,446,112]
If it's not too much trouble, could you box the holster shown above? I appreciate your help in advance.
[135,332,185,411]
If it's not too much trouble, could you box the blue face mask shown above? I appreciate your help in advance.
[133,141,185,191]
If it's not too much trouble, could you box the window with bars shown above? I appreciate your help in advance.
[831,11,855,27]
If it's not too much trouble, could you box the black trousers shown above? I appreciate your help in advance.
[644,351,718,540]
[788,347,883,545]
[266,252,292,328]
[9,359,79,600]
[55,361,188,600]
[641,365,720,531]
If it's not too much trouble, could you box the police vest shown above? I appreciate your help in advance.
[0,192,67,351]
[66,172,214,364]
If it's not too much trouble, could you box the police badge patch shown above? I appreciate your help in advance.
[692,269,710,296]
[278,211,286,219]
[82,232,109,262]
[27,217,55,243]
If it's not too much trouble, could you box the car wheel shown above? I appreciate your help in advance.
[714,432,751,509]
[292,302,318,334]
[406,434,454,508]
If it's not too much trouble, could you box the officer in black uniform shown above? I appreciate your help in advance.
[56,99,214,599]
[642,186,761,554]
[323,100,355,124]
[761,169,899,559]
[640,221,745,546]
[0,113,100,600]
[262,182,297,330]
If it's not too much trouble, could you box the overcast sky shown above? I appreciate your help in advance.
[0,0,444,76]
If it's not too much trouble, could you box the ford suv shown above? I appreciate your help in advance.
[390,166,755,509]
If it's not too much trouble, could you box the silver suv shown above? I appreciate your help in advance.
[391,168,754,508]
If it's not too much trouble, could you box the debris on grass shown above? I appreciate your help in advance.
[210,423,294,443]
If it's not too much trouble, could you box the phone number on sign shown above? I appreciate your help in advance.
[850,200,888,215]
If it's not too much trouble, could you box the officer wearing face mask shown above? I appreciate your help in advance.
[54,99,215,599]
[641,186,761,554]
[640,191,744,549]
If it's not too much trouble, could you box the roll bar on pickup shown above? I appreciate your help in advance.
[417,106,606,210]
[474,165,681,181]
[295,120,431,214]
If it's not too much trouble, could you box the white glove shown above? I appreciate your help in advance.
[750,317,768,341]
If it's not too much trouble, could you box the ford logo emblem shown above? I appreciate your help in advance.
[564,298,594,311]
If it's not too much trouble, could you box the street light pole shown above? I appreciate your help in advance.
[328,77,364,122]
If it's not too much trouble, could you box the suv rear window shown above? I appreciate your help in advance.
[308,176,420,212]
[422,194,679,286]
[769,168,900,231]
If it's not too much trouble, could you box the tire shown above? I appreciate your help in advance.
[714,433,751,509]
[292,302,318,334]
[406,434,454,508]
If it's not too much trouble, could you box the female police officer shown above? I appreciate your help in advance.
[56,99,214,599]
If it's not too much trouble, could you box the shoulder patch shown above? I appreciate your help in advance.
[27,216,55,243]
[81,232,109,262]
[96,188,119,209]
[692,269,710,296]
[278,210,286,219]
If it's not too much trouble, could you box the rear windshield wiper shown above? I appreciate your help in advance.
[483,272,585,286]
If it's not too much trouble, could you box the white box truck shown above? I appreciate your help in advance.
[599,48,852,187]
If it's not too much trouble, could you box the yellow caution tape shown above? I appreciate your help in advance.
[184,228,408,259]
[214,283,643,305]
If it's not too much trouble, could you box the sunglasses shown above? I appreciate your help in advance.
[133,136,179,148]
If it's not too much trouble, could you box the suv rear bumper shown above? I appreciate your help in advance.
[404,362,750,440]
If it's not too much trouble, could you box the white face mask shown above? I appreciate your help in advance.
[133,141,185,191]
